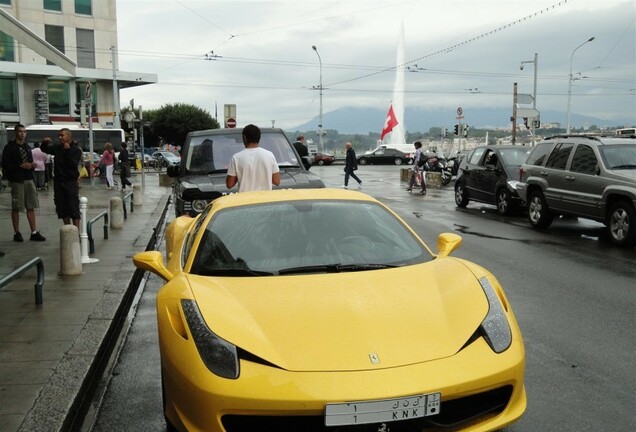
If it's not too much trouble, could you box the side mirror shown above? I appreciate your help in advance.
[437,233,462,257]
[133,251,174,281]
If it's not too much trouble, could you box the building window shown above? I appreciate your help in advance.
[44,0,62,11]
[0,0,11,5]
[0,78,18,113]
[76,28,95,68]
[47,80,70,115]
[75,0,91,15]
[0,30,15,62]
[44,24,65,65]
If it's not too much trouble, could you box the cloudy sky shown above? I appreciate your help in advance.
[116,0,635,131]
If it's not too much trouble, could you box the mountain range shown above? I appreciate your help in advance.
[291,107,634,135]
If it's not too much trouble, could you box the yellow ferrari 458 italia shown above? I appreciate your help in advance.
[133,188,526,432]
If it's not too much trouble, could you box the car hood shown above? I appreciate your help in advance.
[182,169,323,191]
[610,168,636,181]
[188,258,488,372]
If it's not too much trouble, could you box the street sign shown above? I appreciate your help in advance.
[517,108,540,119]
[226,117,237,128]
[517,94,534,105]
[85,81,92,99]
[457,107,463,116]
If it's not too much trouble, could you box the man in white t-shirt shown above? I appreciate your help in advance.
[226,124,281,192]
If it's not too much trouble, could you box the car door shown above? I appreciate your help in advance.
[463,147,489,201]
[560,144,605,218]
[542,142,575,210]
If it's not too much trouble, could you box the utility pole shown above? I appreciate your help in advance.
[512,83,518,145]
[111,46,121,128]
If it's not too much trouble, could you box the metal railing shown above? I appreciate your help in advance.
[122,191,134,219]
[87,210,109,254]
[0,257,45,304]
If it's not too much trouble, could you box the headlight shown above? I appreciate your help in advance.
[479,277,512,353]
[181,299,239,379]
[191,199,208,213]
[507,180,520,192]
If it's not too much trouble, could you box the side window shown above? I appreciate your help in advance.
[545,143,573,170]
[469,147,486,164]
[570,145,597,175]
[526,143,553,166]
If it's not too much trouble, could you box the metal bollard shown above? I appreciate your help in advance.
[80,197,99,264]
[60,225,82,275]
[110,196,125,228]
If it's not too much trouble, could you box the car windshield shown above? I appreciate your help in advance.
[184,131,300,174]
[190,200,430,276]
[498,147,532,167]
[600,144,636,169]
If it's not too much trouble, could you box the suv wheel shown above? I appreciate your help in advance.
[358,158,368,165]
[527,190,553,228]
[496,188,514,216]
[455,182,469,207]
[607,201,635,247]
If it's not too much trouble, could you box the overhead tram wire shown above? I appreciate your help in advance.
[325,0,570,88]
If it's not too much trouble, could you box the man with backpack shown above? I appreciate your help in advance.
[406,141,427,195]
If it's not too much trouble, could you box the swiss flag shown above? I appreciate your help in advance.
[381,105,399,140]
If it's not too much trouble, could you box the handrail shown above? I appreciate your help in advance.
[0,257,45,305]
[121,191,134,219]
[87,210,109,254]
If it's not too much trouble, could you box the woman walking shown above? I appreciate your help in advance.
[97,142,116,190]
[407,141,426,195]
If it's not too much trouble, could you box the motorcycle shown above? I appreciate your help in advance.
[425,156,453,186]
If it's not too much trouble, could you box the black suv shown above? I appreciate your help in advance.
[516,135,636,247]
[168,128,325,216]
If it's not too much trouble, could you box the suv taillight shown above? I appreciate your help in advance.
[518,167,524,181]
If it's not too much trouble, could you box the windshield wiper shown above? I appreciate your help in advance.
[206,169,227,174]
[277,263,397,275]
[198,268,274,277]
[611,164,636,169]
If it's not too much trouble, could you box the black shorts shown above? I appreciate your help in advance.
[54,180,80,220]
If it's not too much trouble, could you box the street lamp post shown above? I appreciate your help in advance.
[566,37,595,134]
[520,53,538,144]
[312,45,324,152]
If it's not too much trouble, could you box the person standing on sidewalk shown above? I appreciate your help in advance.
[343,141,362,189]
[31,141,48,190]
[293,134,311,170]
[41,128,83,229]
[407,141,427,195]
[1,124,46,242]
[118,141,133,191]
[226,124,280,192]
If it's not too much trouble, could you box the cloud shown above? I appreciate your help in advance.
[116,0,636,131]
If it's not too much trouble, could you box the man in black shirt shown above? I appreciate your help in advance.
[293,135,311,170]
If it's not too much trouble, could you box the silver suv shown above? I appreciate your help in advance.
[516,135,636,247]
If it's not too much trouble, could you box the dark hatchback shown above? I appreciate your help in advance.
[168,128,325,216]
[454,145,532,215]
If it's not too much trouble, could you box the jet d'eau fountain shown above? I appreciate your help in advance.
[380,22,406,145]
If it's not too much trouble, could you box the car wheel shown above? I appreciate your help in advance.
[455,181,469,207]
[607,201,635,247]
[527,190,553,228]
[496,188,514,216]
[358,158,368,165]
[441,173,452,186]
[318,160,325,166]
[394,158,403,165]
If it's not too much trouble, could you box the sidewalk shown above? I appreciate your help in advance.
[0,173,171,432]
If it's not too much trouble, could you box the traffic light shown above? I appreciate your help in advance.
[463,124,470,137]
[454,124,459,135]
[74,101,86,124]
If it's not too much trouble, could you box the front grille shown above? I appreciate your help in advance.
[221,386,513,432]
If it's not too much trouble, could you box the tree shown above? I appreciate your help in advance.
[142,103,219,146]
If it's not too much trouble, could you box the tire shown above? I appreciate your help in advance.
[358,158,368,165]
[394,158,403,165]
[455,181,469,207]
[441,173,452,186]
[496,188,514,216]
[607,200,635,247]
[317,159,325,166]
[527,190,553,228]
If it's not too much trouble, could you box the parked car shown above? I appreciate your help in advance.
[357,147,411,165]
[454,145,532,215]
[516,135,636,247]
[313,152,336,165]
[167,127,325,216]
[133,188,526,432]
[152,150,181,168]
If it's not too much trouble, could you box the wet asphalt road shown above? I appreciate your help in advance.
[87,164,636,432]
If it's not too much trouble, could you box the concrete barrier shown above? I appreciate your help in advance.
[400,168,442,188]
[110,197,125,229]
[60,225,82,275]
[159,174,172,187]
[133,183,143,206]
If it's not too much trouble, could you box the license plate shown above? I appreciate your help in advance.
[325,393,441,426]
